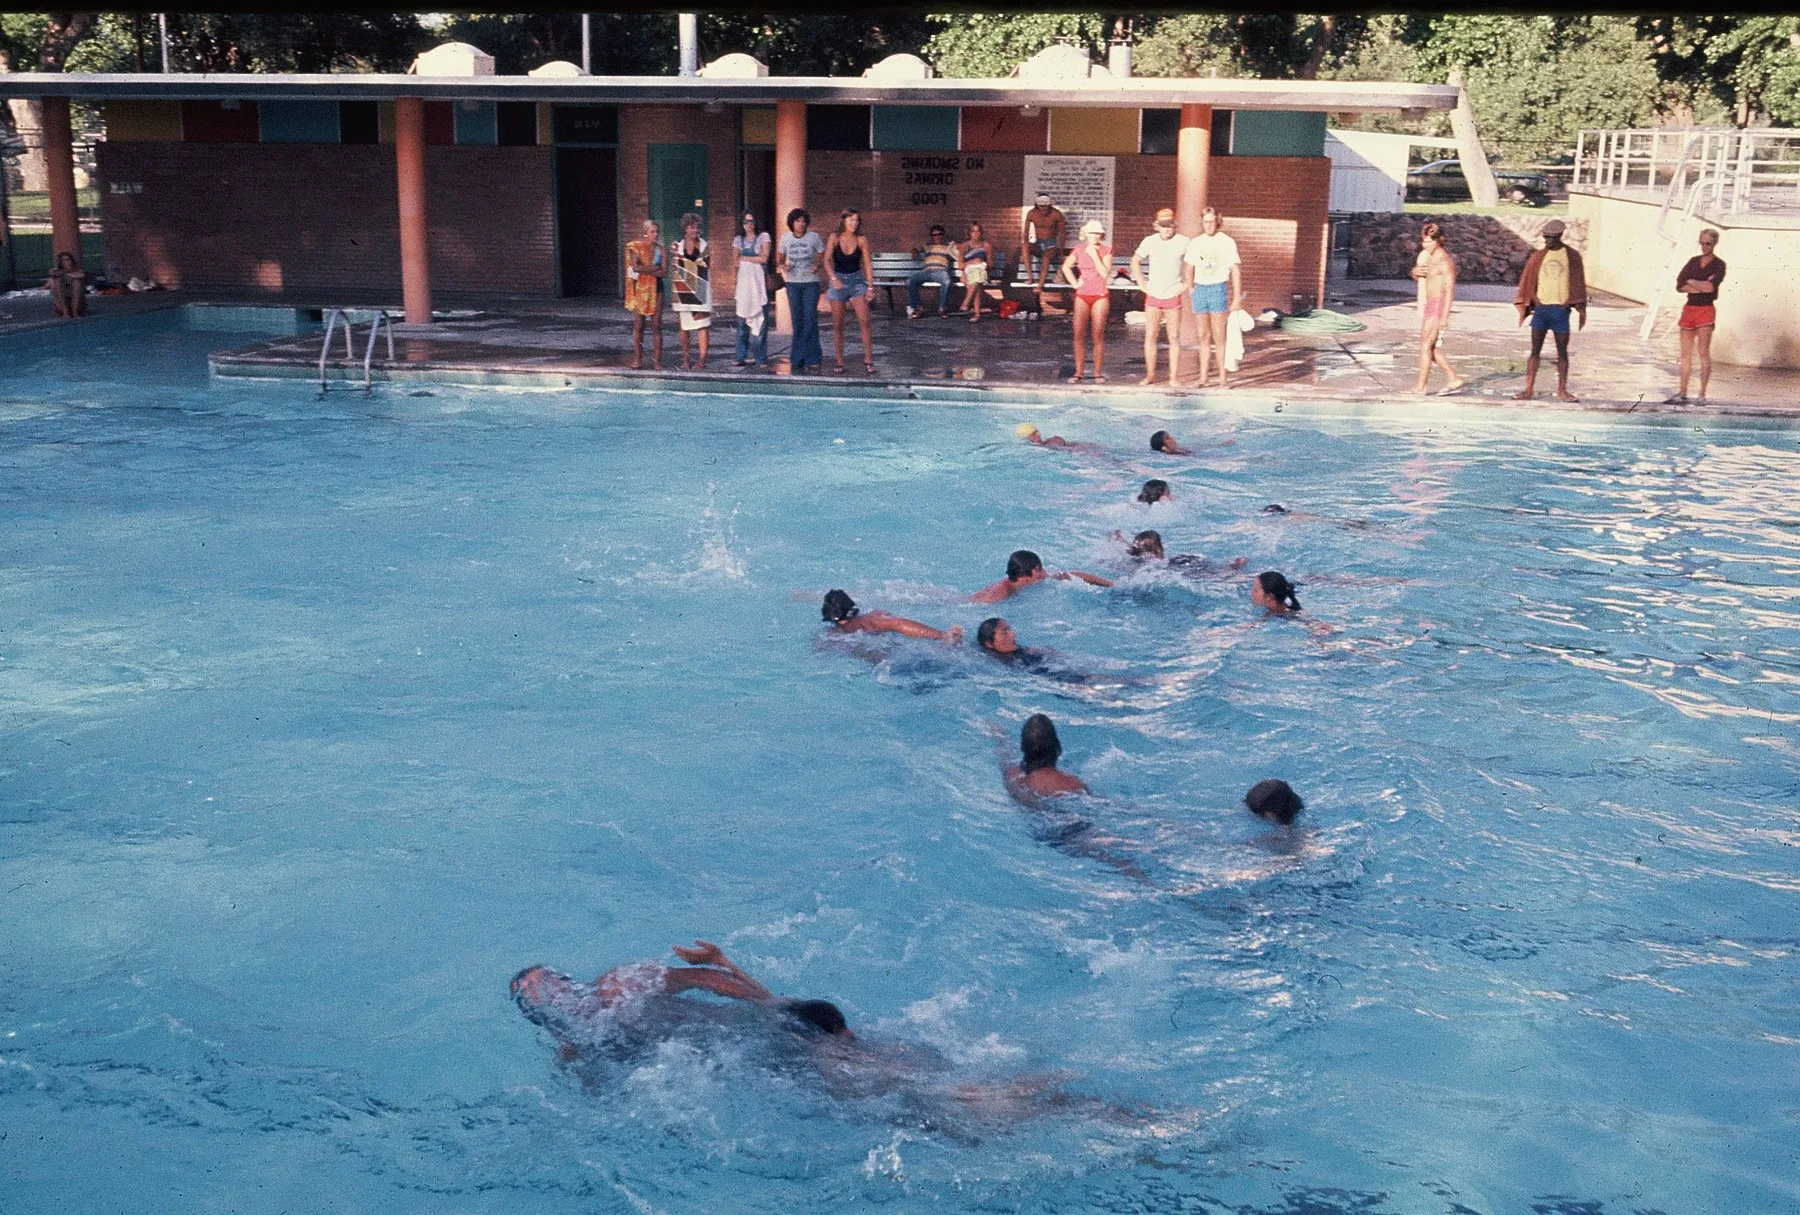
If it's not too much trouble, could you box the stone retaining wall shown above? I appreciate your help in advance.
[1345,213,1587,283]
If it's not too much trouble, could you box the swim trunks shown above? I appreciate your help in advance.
[1145,293,1182,311]
[1528,303,1571,334]
[1678,304,1716,330]
[1190,280,1229,315]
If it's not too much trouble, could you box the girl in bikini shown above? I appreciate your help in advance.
[956,221,993,323]
[1411,222,1464,396]
[1061,219,1113,383]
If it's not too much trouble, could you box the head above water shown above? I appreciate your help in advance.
[1138,479,1171,505]
[510,964,575,1028]
[1127,529,1164,559]
[1262,503,1288,515]
[1006,550,1045,582]
[1245,778,1304,825]
[821,589,860,623]
[1254,570,1301,611]
[977,617,1017,653]
[784,998,852,1037]
[1150,429,1176,453]
[1020,713,1062,773]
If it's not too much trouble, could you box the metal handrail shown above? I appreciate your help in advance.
[1640,175,1714,343]
[317,308,354,390]
[361,310,394,394]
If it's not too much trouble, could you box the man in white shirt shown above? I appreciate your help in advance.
[1130,207,1190,387]
[1180,207,1244,389]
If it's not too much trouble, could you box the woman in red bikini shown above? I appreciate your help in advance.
[1667,229,1725,404]
[1410,222,1464,396]
[1060,219,1113,383]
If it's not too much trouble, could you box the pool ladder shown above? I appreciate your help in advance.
[318,309,396,394]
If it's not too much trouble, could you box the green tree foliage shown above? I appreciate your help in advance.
[923,13,1114,79]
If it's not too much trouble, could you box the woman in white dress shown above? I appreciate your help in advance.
[733,212,772,368]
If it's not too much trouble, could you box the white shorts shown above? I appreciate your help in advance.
[678,310,712,331]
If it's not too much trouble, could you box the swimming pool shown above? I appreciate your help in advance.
[3,316,1796,1213]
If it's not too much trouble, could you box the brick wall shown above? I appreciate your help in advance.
[804,150,1329,312]
[617,105,740,274]
[97,142,556,300]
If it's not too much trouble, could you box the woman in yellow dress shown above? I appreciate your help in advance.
[625,220,665,371]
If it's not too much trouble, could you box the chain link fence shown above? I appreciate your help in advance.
[2,107,105,294]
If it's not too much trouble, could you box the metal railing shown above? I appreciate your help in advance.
[318,309,395,395]
[1574,127,1800,216]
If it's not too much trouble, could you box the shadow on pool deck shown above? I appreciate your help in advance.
[11,281,1800,420]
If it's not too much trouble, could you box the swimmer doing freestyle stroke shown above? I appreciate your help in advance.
[822,589,963,643]
[971,550,1114,604]
[513,941,1157,1134]
[1111,529,1248,577]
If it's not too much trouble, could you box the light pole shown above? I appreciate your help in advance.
[581,14,591,75]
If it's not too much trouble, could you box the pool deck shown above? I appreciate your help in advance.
[11,280,1800,422]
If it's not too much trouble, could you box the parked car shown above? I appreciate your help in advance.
[1406,159,1553,207]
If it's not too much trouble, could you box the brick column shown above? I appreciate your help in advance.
[41,96,82,268]
[394,97,432,324]
[773,99,805,334]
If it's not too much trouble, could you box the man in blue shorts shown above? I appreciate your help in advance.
[1180,207,1242,390]
[1018,193,1068,316]
[1513,218,1587,402]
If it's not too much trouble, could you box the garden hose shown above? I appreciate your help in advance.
[1277,308,1367,334]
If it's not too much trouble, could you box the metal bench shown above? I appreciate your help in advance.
[871,250,1015,314]
[1010,254,1141,300]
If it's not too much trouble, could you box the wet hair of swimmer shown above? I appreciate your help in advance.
[1262,503,1288,514]
[1006,549,1045,582]
[1020,713,1063,773]
[976,617,1005,649]
[1138,479,1171,504]
[1245,778,1304,826]
[1127,529,1164,559]
[1150,430,1173,453]
[821,589,860,623]
[784,998,851,1036]
[1256,570,1302,611]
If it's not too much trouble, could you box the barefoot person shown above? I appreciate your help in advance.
[624,220,666,370]
[824,209,875,375]
[778,208,826,374]
[669,212,712,371]
[1513,219,1587,403]
[955,221,994,323]
[46,251,87,319]
[1019,192,1068,316]
[1667,228,1725,404]
[821,589,962,643]
[971,550,1115,604]
[1181,207,1242,390]
[1061,220,1113,383]
[1131,208,1189,387]
[732,211,772,368]
[1411,222,1464,396]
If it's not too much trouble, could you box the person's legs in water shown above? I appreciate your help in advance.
[1514,323,1549,400]
[1089,296,1110,382]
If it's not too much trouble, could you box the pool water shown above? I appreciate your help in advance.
[2,320,1797,1214]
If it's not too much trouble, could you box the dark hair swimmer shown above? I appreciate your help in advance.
[999,713,1088,798]
[1126,529,1164,559]
[1252,570,1302,614]
[1245,779,1304,826]
[1150,430,1192,455]
[1137,479,1172,505]
[971,550,1114,603]
[822,589,963,643]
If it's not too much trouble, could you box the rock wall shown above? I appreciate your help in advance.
[1345,213,1587,282]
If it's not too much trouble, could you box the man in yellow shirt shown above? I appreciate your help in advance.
[1513,219,1588,402]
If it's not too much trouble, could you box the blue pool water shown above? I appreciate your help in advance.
[2,318,1797,1213]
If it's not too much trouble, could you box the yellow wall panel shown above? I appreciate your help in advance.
[538,103,553,146]
[741,107,777,146]
[378,100,396,144]
[1048,107,1139,156]
[104,100,183,142]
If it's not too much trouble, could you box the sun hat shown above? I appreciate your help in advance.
[1079,218,1105,237]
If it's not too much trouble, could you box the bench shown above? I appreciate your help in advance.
[1010,254,1143,304]
[870,250,1017,314]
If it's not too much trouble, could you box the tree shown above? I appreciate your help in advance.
[923,12,1113,79]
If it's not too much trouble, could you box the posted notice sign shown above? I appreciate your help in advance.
[1022,155,1115,241]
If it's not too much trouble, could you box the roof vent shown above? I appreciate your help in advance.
[528,60,585,77]
[1016,43,1093,82]
[699,53,768,79]
[409,42,495,77]
[863,53,933,81]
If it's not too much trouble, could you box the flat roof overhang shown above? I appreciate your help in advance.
[0,72,1459,114]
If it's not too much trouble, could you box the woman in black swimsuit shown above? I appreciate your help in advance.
[825,209,875,374]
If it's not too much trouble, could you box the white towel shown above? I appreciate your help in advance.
[1224,308,1255,372]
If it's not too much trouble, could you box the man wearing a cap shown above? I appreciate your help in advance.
[906,224,959,319]
[1019,193,1068,315]
[1513,218,1587,402]
[1131,208,1191,387]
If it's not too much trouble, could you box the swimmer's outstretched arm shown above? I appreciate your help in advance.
[860,610,964,643]
[1054,569,1115,588]
[668,941,776,1003]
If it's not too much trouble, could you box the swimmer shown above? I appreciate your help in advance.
[1250,570,1302,615]
[822,589,963,643]
[1137,479,1172,505]
[1149,430,1192,456]
[1111,529,1247,575]
[994,715,1145,879]
[1245,778,1304,826]
[1261,502,1372,531]
[975,617,1095,686]
[971,550,1114,604]
[515,940,1152,1131]
[1004,713,1088,798]
[1016,423,1104,455]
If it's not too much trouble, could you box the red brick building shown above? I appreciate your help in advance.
[4,55,1459,322]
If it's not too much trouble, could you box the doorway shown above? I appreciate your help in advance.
[648,143,708,249]
[555,146,619,297]
[739,148,776,234]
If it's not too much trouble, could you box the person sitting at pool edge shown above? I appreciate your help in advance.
[1138,479,1172,505]
[1245,778,1304,826]
[1150,430,1191,456]
[971,550,1114,603]
[1251,570,1302,615]
[822,589,963,643]
[1005,713,1089,799]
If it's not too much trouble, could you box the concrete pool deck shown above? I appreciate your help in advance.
[11,280,1800,422]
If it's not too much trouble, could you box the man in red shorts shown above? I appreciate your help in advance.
[1666,229,1725,404]
[1130,208,1190,387]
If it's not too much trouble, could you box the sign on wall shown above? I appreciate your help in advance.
[898,153,987,209]
[1022,155,1114,241]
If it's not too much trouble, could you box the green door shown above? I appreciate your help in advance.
[648,143,708,247]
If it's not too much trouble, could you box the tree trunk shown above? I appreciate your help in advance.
[1297,15,1335,81]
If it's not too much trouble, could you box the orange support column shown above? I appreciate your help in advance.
[394,97,432,325]
[773,99,806,334]
[41,96,82,268]
[1174,103,1212,236]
